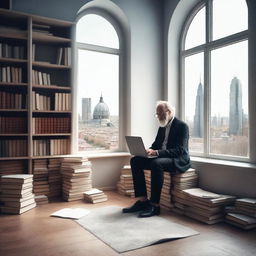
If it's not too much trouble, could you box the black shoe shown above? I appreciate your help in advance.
[138,205,160,218]
[122,200,150,213]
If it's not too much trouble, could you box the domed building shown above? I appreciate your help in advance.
[92,94,110,124]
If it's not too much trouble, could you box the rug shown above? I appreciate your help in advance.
[75,206,199,253]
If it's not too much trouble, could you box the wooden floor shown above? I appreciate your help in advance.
[0,191,255,256]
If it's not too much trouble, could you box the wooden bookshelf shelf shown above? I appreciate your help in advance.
[0,134,28,136]
[0,156,29,160]
[0,109,28,112]
[0,57,27,63]
[0,82,28,87]
[30,154,73,159]
[0,8,73,173]
[33,110,72,114]
[33,133,71,136]
[32,85,71,91]
[32,61,71,69]
[0,32,27,40]
[32,33,72,43]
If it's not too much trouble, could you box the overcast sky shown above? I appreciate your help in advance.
[184,0,248,121]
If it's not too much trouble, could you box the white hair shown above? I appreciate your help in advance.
[156,101,175,116]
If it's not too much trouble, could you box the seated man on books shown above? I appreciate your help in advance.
[122,101,191,217]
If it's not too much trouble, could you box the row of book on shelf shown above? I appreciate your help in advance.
[0,117,27,133]
[0,43,25,59]
[0,140,27,157]
[0,139,71,157]
[32,117,71,134]
[0,92,26,109]
[33,138,70,156]
[0,66,23,83]
[0,118,71,135]
[32,91,71,111]
[32,70,51,86]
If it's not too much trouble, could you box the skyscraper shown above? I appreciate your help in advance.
[229,77,243,135]
[82,98,91,121]
[193,81,204,137]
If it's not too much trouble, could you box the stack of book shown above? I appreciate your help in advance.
[173,187,236,224]
[0,161,25,192]
[48,158,62,198]
[0,174,36,214]
[144,170,173,210]
[225,198,256,230]
[172,168,198,191]
[171,168,198,213]
[35,194,49,205]
[33,159,49,197]
[116,166,134,198]
[83,188,108,204]
[61,157,92,201]
[160,172,172,210]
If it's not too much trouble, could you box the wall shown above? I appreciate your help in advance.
[12,0,164,188]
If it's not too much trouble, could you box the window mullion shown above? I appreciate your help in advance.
[204,0,212,157]
[204,47,211,158]
[206,0,213,43]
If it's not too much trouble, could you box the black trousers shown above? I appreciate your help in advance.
[130,156,177,204]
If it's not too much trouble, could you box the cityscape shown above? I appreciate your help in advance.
[188,76,248,157]
[78,77,248,157]
[78,94,119,151]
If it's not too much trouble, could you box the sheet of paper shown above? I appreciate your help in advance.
[51,208,90,219]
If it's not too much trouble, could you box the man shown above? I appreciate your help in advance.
[123,101,191,217]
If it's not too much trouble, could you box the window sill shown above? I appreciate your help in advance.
[191,156,256,169]
[85,152,130,159]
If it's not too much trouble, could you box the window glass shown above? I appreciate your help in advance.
[213,0,248,40]
[77,49,119,151]
[184,52,204,153]
[76,14,119,49]
[210,40,248,157]
[185,6,205,50]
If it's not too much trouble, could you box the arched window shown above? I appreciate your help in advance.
[75,13,121,152]
[181,0,248,160]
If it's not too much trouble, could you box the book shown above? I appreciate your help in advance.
[1,202,36,214]
[1,174,33,184]
[83,188,108,204]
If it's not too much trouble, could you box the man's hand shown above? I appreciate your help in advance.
[146,149,157,156]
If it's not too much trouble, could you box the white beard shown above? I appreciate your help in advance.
[158,118,169,127]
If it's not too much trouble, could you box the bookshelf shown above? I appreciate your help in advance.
[0,8,74,174]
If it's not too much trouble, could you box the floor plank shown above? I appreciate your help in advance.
[0,191,255,256]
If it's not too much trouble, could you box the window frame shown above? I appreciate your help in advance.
[73,10,125,154]
[180,0,249,162]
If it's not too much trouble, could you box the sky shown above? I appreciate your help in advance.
[76,14,119,117]
[77,50,119,116]
[184,0,248,121]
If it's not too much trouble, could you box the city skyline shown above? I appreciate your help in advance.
[192,76,247,137]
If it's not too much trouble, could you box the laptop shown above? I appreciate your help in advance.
[125,136,157,158]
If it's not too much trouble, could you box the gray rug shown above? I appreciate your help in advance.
[75,206,199,253]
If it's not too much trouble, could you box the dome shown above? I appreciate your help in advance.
[93,95,110,119]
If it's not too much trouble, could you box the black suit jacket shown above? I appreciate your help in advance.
[150,117,191,172]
